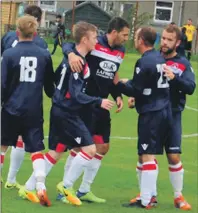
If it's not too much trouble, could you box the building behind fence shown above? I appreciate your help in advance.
[1,1,198,54]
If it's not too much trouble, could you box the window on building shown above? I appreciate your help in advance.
[154,1,174,23]
[120,3,124,16]
[76,1,85,5]
[109,2,114,11]
[103,2,107,11]
[41,1,55,5]
[40,1,57,12]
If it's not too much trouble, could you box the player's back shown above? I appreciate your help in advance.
[1,31,48,53]
[53,57,71,108]
[135,49,170,113]
[2,41,52,117]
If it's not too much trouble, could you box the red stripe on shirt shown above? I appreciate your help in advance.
[166,61,186,72]
[95,43,124,59]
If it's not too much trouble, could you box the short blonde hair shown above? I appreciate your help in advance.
[73,21,97,44]
[16,15,38,38]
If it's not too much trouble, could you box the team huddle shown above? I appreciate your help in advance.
[1,5,196,210]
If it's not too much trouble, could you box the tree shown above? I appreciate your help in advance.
[122,2,153,46]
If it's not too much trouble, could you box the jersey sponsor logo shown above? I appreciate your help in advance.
[73,72,79,80]
[75,137,81,144]
[96,60,117,79]
[99,61,117,72]
[169,147,180,150]
[136,67,141,74]
[141,144,148,150]
[116,52,123,61]
[143,88,151,95]
[96,69,115,79]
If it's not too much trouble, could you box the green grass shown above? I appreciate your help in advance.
[2,45,198,213]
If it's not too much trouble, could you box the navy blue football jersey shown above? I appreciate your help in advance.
[53,52,102,112]
[1,41,54,116]
[165,55,196,111]
[62,34,125,100]
[1,31,48,54]
[117,49,170,114]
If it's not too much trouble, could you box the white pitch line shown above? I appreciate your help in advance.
[182,133,198,138]
[185,105,198,112]
[44,133,198,140]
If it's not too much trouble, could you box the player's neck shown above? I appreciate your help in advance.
[106,34,114,47]
[140,46,153,55]
[18,37,33,42]
[76,44,88,57]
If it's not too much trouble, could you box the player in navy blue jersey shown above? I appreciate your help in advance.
[116,27,172,209]
[1,5,49,190]
[21,21,114,206]
[1,5,48,53]
[160,25,195,210]
[1,16,54,206]
[58,17,129,203]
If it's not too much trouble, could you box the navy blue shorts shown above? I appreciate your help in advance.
[48,105,93,151]
[80,106,111,144]
[1,109,44,153]
[138,106,172,155]
[165,111,182,154]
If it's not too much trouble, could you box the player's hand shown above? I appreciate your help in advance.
[68,52,84,72]
[163,65,175,80]
[101,99,115,111]
[128,97,135,109]
[115,97,123,113]
[119,78,129,83]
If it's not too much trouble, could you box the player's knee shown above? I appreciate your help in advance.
[141,154,155,163]
[96,143,109,155]
[1,145,9,153]
[167,153,180,165]
[72,147,81,152]
[82,144,96,158]
[17,136,23,141]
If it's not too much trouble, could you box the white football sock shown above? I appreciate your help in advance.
[63,150,77,182]
[31,153,46,191]
[63,151,92,189]
[169,162,184,198]
[44,152,57,174]
[79,153,103,193]
[7,141,25,183]
[141,161,157,206]
[152,159,158,197]
[25,153,57,191]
